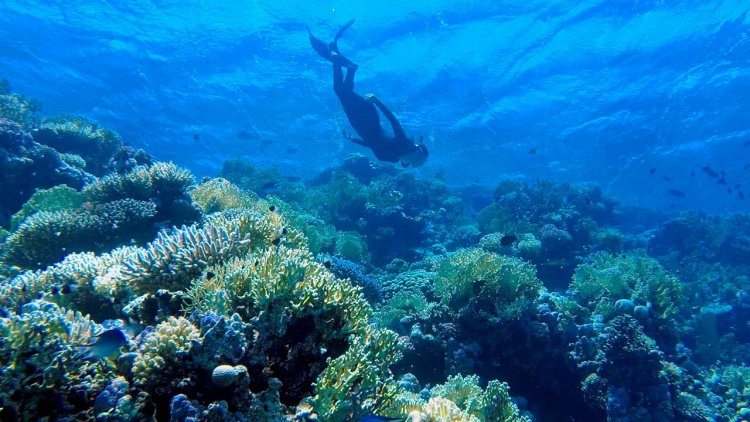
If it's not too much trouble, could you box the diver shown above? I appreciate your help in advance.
[307,20,429,167]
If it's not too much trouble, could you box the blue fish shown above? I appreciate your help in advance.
[77,328,128,360]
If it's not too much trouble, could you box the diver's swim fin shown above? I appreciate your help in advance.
[333,18,355,43]
[306,25,332,60]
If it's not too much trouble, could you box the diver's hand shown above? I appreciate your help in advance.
[364,93,379,103]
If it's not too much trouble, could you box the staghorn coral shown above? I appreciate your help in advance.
[188,246,370,335]
[2,199,157,270]
[34,116,122,176]
[0,249,125,314]
[571,251,684,320]
[121,209,304,295]
[9,185,86,230]
[83,161,194,204]
[432,248,542,320]
[0,301,115,419]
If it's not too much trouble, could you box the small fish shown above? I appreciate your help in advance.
[739,191,745,200]
[237,130,256,140]
[727,188,733,194]
[690,171,696,177]
[260,181,279,193]
[702,165,719,178]
[500,234,517,246]
[528,148,537,155]
[717,177,727,186]
[77,328,128,360]
[662,176,672,182]
[192,133,201,142]
[744,140,750,147]
[649,168,656,175]
[666,189,686,198]
[745,164,750,170]
[285,147,298,154]
[268,205,276,212]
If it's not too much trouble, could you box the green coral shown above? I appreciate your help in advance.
[35,116,121,175]
[386,374,529,422]
[0,301,114,419]
[571,252,685,320]
[83,162,194,203]
[432,248,543,320]
[131,316,201,393]
[335,230,370,265]
[189,177,262,213]
[9,185,86,230]
[0,91,39,127]
[188,245,370,334]
[121,209,304,295]
[312,328,402,420]
[2,199,157,270]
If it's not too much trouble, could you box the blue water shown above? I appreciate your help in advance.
[2,0,748,213]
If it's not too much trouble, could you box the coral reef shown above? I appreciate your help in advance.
[0,119,92,225]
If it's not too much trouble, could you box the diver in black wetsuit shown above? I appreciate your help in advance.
[307,20,429,167]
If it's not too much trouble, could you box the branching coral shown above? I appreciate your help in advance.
[9,185,85,230]
[188,246,369,334]
[0,90,39,127]
[312,328,402,420]
[571,252,685,320]
[0,301,114,419]
[131,316,201,394]
[432,248,542,320]
[189,177,262,214]
[83,162,194,204]
[34,116,122,176]
[2,199,157,270]
[121,209,304,295]
[386,374,529,422]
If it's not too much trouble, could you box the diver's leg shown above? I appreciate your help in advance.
[344,65,356,91]
[333,64,346,94]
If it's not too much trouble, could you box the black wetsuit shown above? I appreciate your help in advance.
[332,63,416,163]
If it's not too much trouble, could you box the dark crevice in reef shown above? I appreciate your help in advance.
[262,313,350,406]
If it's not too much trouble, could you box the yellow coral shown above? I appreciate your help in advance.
[312,328,402,420]
[132,316,200,389]
[189,177,263,213]
[433,248,542,320]
[423,398,479,422]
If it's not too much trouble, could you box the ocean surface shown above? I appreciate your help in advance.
[2,0,749,213]
[1,1,749,422]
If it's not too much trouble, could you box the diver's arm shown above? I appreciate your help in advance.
[365,94,407,140]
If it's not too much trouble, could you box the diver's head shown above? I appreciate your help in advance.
[401,136,429,168]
